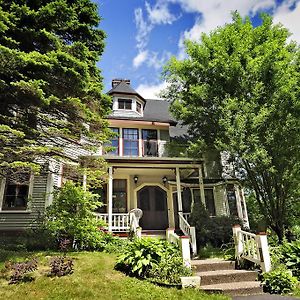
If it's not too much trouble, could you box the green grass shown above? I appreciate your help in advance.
[0,250,229,300]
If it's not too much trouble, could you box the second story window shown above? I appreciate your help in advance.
[108,128,119,155]
[118,99,132,110]
[142,129,158,157]
[123,128,139,156]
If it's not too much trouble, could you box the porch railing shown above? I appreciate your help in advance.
[178,212,197,256]
[232,225,271,272]
[95,213,130,232]
[182,212,191,221]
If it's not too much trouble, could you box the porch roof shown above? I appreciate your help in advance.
[103,156,204,167]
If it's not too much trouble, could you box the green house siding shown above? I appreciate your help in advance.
[0,175,48,231]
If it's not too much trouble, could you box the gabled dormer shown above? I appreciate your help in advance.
[108,79,146,118]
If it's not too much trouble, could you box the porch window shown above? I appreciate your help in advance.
[123,128,139,156]
[2,180,29,211]
[113,179,127,213]
[192,188,216,216]
[118,99,132,110]
[227,184,238,217]
[142,129,158,157]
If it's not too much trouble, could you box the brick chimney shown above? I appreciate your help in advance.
[112,79,130,88]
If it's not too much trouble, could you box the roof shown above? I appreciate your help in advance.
[108,99,177,125]
[107,81,145,102]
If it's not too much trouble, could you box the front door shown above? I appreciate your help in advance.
[137,186,168,230]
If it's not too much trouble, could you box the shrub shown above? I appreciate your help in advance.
[115,238,178,278]
[49,256,74,277]
[148,255,192,285]
[189,202,240,247]
[7,258,38,284]
[45,181,106,250]
[280,241,300,279]
[262,265,298,294]
[104,236,131,254]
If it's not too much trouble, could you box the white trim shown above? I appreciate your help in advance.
[0,177,5,210]
[108,167,113,232]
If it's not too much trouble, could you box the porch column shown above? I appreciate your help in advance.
[108,167,113,232]
[240,187,250,228]
[198,166,206,207]
[176,167,183,212]
[235,185,243,222]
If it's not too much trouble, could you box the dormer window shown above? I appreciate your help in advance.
[118,99,132,110]
[136,102,142,114]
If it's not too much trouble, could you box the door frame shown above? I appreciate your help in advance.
[134,183,172,228]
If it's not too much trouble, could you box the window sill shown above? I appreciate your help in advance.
[0,210,32,214]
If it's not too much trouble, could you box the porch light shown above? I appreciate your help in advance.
[134,175,138,184]
[162,176,168,184]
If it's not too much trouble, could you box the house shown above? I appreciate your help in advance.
[0,79,249,239]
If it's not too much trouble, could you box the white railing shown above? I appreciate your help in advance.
[95,213,130,232]
[232,225,271,272]
[183,212,191,221]
[178,212,197,256]
[166,228,191,268]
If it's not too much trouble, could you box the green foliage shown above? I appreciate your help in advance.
[45,181,105,250]
[280,241,300,279]
[149,256,192,285]
[189,202,240,248]
[163,13,300,242]
[0,0,111,174]
[262,265,298,294]
[115,238,179,278]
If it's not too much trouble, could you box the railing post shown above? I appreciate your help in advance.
[180,236,191,269]
[232,224,243,262]
[255,232,271,272]
[190,226,197,256]
[166,228,175,242]
[136,227,142,239]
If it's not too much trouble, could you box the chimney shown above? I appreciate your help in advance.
[112,79,130,88]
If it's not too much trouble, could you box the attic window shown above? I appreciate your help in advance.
[118,99,132,110]
[136,102,142,113]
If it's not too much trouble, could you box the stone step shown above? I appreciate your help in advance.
[196,269,258,285]
[200,281,263,296]
[192,259,235,272]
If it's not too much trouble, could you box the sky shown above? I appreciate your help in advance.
[96,0,300,99]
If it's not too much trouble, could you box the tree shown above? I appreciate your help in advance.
[163,13,300,242]
[0,0,111,175]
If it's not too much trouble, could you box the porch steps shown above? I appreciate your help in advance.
[192,259,263,296]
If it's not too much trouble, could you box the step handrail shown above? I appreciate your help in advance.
[178,212,197,256]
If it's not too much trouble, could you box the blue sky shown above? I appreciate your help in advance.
[96,0,300,98]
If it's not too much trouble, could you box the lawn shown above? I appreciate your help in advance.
[0,250,229,300]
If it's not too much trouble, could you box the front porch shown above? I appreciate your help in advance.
[93,156,249,237]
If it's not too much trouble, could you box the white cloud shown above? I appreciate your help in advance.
[147,51,172,69]
[136,81,169,99]
[134,7,153,51]
[173,0,276,57]
[133,50,149,68]
[273,0,300,42]
[145,0,178,25]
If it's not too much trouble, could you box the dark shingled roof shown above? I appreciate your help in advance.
[107,81,145,102]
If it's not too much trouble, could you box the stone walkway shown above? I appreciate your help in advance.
[233,294,298,300]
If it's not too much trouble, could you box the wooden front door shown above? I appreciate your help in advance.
[137,186,168,230]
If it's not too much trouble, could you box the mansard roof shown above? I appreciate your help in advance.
[107,80,145,102]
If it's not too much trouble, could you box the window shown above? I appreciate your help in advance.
[142,129,158,156]
[227,184,238,217]
[113,179,127,213]
[192,188,216,216]
[136,102,142,113]
[92,184,107,213]
[118,99,132,110]
[1,176,30,211]
[123,128,139,156]
[204,189,216,216]
[105,128,119,155]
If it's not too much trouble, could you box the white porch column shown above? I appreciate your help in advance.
[83,171,87,192]
[108,167,113,232]
[235,185,243,222]
[241,187,250,228]
[198,166,206,207]
[176,167,183,212]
